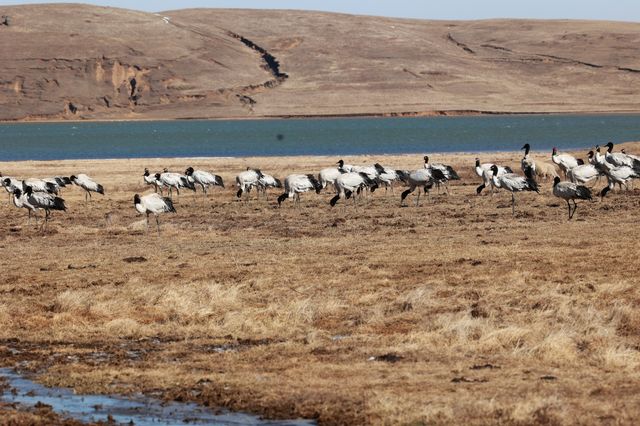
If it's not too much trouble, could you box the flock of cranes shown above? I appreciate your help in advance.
[2,142,639,233]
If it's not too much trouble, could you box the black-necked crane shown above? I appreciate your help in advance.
[592,145,640,195]
[552,177,592,220]
[2,176,21,204]
[319,162,347,190]
[604,142,640,169]
[520,144,536,175]
[399,168,445,207]
[567,151,601,185]
[620,148,640,162]
[43,177,71,194]
[11,188,38,225]
[551,147,580,178]
[337,159,354,172]
[329,172,377,207]
[257,173,282,200]
[155,170,194,200]
[597,164,640,198]
[348,164,386,196]
[377,166,401,193]
[143,168,163,193]
[474,158,513,195]
[236,168,264,200]
[23,185,66,230]
[423,156,459,193]
[134,193,176,234]
[70,174,104,202]
[23,178,58,194]
[277,174,322,206]
[185,167,224,198]
[490,164,539,215]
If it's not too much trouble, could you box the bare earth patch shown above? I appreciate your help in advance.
[0,144,639,424]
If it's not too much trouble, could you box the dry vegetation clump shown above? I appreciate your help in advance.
[0,144,639,424]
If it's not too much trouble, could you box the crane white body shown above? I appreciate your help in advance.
[490,165,539,215]
[71,174,104,202]
[134,193,176,233]
[277,174,322,206]
[399,168,444,206]
[11,188,39,224]
[236,169,264,200]
[475,159,512,195]
[552,177,592,219]
[23,185,66,230]
[157,172,193,200]
[318,167,345,189]
[330,172,376,206]
[185,167,224,197]
[551,147,580,177]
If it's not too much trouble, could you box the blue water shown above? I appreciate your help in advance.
[0,368,314,425]
[0,114,638,161]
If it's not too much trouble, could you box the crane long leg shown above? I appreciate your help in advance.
[43,210,50,232]
[566,200,571,220]
[156,215,160,234]
[416,190,421,207]
[511,193,516,216]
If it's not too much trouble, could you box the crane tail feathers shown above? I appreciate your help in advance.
[52,197,67,211]
[576,185,592,200]
[446,166,460,180]
[162,197,177,213]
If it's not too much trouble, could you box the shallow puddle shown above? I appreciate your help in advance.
[0,368,314,425]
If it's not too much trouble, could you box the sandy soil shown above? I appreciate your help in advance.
[0,143,639,424]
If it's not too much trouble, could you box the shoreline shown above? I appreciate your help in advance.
[2,110,640,125]
[0,142,636,165]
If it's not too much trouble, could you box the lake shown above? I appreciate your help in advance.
[0,114,639,161]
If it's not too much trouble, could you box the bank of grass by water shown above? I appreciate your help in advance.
[1,145,639,424]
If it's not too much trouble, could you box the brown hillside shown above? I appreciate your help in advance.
[0,4,273,120]
[1,4,640,120]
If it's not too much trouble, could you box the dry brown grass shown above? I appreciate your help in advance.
[1,143,640,424]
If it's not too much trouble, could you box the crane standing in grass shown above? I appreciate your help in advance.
[319,162,347,190]
[184,167,224,198]
[474,158,513,195]
[156,170,194,201]
[551,147,580,178]
[490,165,539,216]
[23,185,66,230]
[277,174,322,206]
[71,174,104,202]
[134,193,176,234]
[423,155,459,194]
[330,172,377,207]
[143,168,163,193]
[552,177,592,220]
[399,168,445,207]
[236,168,264,200]
[11,188,38,225]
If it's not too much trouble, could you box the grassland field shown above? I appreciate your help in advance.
[1,143,640,425]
